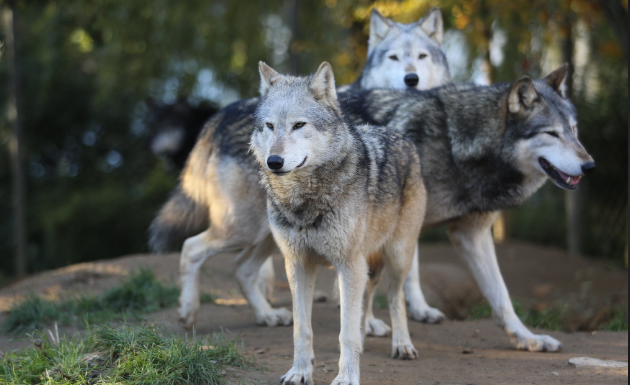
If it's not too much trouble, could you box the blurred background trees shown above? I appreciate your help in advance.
[0,0,627,280]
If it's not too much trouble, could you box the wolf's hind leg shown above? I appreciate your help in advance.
[178,229,246,329]
[404,244,445,323]
[364,254,391,337]
[236,235,292,327]
[257,256,276,302]
[448,212,562,352]
[382,240,418,360]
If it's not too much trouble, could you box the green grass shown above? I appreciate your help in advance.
[3,268,180,335]
[373,294,389,311]
[0,324,248,385]
[467,300,567,331]
[601,306,629,331]
[467,299,628,332]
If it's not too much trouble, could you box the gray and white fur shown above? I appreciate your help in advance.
[252,61,426,385]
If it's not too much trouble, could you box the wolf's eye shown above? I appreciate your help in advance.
[418,53,428,59]
[293,122,305,130]
[544,131,559,138]
[389,55,399,61]
[266,123,274,130]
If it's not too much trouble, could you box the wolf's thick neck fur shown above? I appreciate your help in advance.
[259,124,361,229]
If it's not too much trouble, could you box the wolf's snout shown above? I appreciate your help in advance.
[581,161,596,174]
[404,73,419,87]
[267,155,284,170]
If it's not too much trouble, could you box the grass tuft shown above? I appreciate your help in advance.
[602,306,629,331]
[467,299,628,332]
[467,300,567,331]
[0,324,247,385]
[2,268,180,335]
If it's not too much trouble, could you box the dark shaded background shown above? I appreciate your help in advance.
[0,0,627,281]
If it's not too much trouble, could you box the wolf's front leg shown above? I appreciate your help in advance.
[332,259,369,385]
[281,257,318,385]
[404,244,445,323]
[448,212,562,352]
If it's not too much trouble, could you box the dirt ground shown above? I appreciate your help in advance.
[0,241,627,384]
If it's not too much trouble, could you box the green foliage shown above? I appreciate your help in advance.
[467,300,567,331]
[0,295,60,337]
[2,268,179,335]
[467,301,494,321]
[200,292,216,304]
[513,301,568,331]
[100,268,179,313]
[601,307,629,331]
[0,324,247,385]
[373,294,389,311]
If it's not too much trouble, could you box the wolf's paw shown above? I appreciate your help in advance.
[365,317,391,337]
[508,330,562,352]
[330,373,360,385]
[392,343,418,360]
[281,368,314,385]
[178,297,199,330]
[408,304,445,324]
[257,307,293,327]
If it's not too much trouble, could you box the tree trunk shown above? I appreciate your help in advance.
[3,5,27,277]
[598,0,628,63]
[285,0,300,75]
[561,15,580,256]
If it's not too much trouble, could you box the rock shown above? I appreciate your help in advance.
[569,357,628,368]
[569,357,628,373]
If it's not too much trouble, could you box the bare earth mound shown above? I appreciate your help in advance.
[0,241,627,384]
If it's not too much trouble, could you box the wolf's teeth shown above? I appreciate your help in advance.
[566,177,571,184]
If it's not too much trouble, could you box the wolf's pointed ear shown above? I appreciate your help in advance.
[369,8,393,51]
[544,63,570,98]
[418,7,443,45]
[508,76,539,114]
[259,61,280,96]
[310,62,338,106]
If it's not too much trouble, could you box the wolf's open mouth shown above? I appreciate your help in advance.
[539,158,581,190]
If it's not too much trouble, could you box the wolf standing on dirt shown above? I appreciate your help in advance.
[149,8,450,331]
[339,64,595,351]
[251,61,426,385]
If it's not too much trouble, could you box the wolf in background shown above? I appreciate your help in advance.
[146,98,218,168]
[150,8,451,331]
[252,61,426,385]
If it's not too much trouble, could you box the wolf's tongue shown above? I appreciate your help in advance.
[557,169,581,186]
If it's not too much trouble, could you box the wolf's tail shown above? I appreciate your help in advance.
[148,186,209,253]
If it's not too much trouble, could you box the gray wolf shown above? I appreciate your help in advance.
[349,7,450,91]
[252,61,426,385]
[150,59,594,353]
[149,8,450,330]
[339,63,595,351]
[145,98,217,168]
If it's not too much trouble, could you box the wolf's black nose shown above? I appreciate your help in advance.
[404,73,419,87]
[581,161,596,174]
[267,155,284,170]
